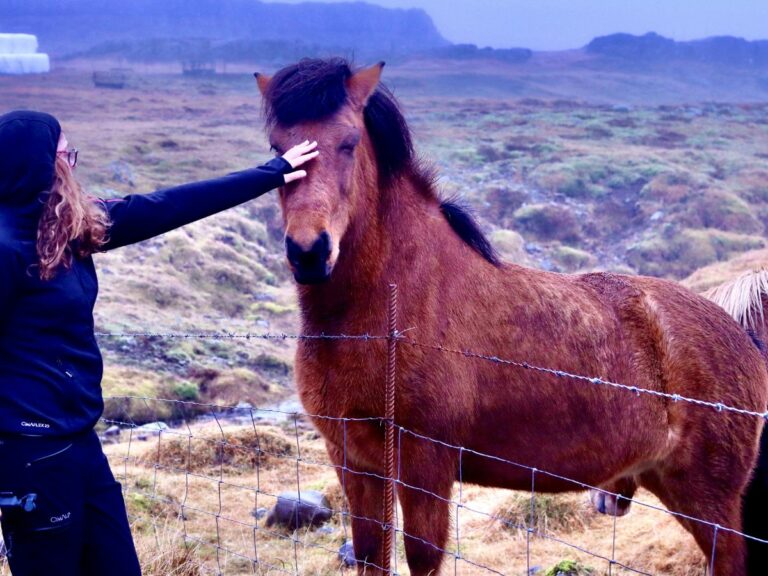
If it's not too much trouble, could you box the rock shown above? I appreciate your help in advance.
[135,421,169,441]
[265,491,333,530]
[253,292,276,302]
[252,507,268,520]
[338,540,356,568]
[104,425,121,437]
[234,401,253,413]
[316,524,334,534]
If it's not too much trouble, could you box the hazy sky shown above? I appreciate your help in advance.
[265,0,768,50]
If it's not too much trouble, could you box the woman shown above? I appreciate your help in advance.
[0,109,317,575]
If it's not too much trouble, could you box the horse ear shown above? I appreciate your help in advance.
[254,72,271,96]
[346,62,385,109]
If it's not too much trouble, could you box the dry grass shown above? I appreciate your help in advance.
[491,493,591,537]
[683,248,768,293]
[102,423,706,576]
[133,521,207,576]
[135,425,295,473]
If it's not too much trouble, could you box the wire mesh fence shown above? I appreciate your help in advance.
[1,325,766,575]
[97,392,766,575]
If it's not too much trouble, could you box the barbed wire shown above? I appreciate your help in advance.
[96,329,768,421]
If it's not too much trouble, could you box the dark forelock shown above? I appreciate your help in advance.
[263,58,414,183]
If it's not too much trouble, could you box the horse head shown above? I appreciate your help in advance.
[256,58,403,285]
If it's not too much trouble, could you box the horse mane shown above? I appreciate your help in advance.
[440,199,501,267]
[263,57,501,267]
[704,268,768,330]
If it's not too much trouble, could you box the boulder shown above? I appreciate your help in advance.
[338,540,356,567]
[264,491,332,530]
[135,421,169,441]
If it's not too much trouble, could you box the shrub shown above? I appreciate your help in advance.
[135,427,293,473]
[490,229,527,263]
[171,381,200,402]
[626,228,765,278]
[553,246,596,271]
[513,204,582,244]
[680,190,763,234]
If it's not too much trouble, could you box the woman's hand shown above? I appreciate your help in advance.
[282,140,319,184]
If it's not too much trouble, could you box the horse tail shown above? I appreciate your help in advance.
[704,269,768,574]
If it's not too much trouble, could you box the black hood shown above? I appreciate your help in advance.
[0,110,61,207]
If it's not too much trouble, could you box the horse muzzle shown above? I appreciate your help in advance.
[285,231,333,285]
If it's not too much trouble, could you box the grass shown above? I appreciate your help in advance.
[492,493,590,536]
[99,421,706,576]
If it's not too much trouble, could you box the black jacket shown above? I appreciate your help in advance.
[0,110,291,436]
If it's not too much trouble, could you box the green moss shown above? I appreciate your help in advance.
[252,301,296,316]
[545,560,594,576]
[171,380,200,402]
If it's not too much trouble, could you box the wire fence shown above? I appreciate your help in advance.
[1,316,767,574]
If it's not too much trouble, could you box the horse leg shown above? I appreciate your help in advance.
[397,442,456,576]
[326,442,388,575]
[589,476,637,517]
[641,469,747,576]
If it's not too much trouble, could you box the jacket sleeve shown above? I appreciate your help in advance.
[100,157,291,251]
[0,243,20,324]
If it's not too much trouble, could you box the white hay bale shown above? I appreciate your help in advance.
[0,54,50,75]
[0,34,38,55]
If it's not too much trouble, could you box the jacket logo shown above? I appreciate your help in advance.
[21,421,51,429]
[50,512,71,523]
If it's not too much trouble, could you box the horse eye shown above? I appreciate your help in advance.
[338,143,356,155]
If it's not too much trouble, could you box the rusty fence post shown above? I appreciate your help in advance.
[383,283,399,573]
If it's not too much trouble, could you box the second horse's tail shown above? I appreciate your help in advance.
[705,269,768,574]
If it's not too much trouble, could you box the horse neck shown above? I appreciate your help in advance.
[297,167,438,332]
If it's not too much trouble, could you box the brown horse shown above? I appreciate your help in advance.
[255,59,767,575]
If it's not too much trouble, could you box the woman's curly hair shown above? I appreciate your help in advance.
[36,157,109,280]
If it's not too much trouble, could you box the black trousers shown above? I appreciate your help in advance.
[0,430,141,576]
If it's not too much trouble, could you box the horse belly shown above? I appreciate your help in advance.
[460,452,587,492]
[456,378,668,492]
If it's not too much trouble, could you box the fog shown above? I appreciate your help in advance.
[264,0,768,50]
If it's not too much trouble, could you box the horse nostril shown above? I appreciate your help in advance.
[285,232,332,268]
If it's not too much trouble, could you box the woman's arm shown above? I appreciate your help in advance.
[101,143,318,251]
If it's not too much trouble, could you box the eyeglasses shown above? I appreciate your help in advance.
[57,148,78,168]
